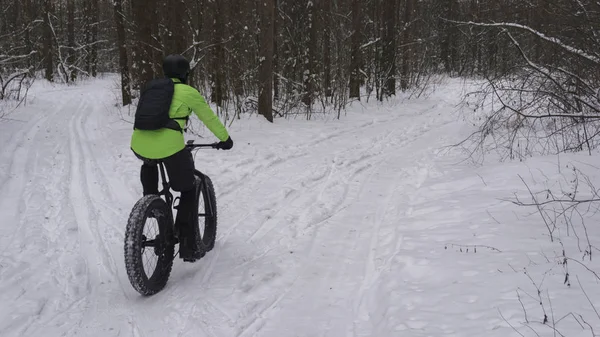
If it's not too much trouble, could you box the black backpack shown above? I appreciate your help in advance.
[133,78,187,132]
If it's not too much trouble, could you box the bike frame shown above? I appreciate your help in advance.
[157,162,175,208]
[186,141,219,218]
[155,142,219,235]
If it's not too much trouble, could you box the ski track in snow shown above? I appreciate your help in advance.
[3,77,596,337]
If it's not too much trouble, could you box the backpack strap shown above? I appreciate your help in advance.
[164,119,184,132]
[165,82,188,133]
[171,116,189,132]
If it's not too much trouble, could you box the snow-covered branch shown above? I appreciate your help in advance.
[446,19,600,65]
[0,19,43,40]
[0,51,38,65]
[185,37,234,70]
[58,40,109,52]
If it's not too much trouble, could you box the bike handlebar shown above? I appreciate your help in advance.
[186,143,218,148]
[185,140,219,149]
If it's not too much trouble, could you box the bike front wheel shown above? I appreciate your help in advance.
[195,171,217,252]
[124,195,175,296]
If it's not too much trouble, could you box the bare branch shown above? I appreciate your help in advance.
[445,19,600,64]
[576,276,600,321]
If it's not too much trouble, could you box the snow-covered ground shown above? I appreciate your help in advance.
[0,75,598,337]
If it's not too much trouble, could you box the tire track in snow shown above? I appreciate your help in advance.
[234,105,444,336]
[0,91,73,194]
[8,86,150,336]
[210,109,426,256]
[0,93,104,337]
[161,158,337,307]
[141,101,439,336]
[168,120,399,337]
[232,174,361,337]
[188,154,337,289]
[245,161,337,242]
[354,168,408,321]
[228,114,423,337]
[0,113,48,194]
[72,94,132,296]
[68,105,110,288]
[350,129,445,336]
[240,118,407,246]
[63,88,181,336]
[215,112,409,202]
[61,95,140,336]
[289,127,418,336]
[0,100,62,255]
[217,150,309,199]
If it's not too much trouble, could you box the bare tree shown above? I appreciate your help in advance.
[42,0,54,81]
[349,0,361,99]
[131,0,157,88]
[114,0,131,105]
[382,0,397,96]
[67,0,76,82]
[210,0,226,107]
[322,0,332,99]
[400,0,413,91]
[455,8,600,161]
[258,0,275,122]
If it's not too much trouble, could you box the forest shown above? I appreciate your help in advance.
[1,0,599,138]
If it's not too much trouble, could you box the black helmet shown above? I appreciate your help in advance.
[162,54,190,83]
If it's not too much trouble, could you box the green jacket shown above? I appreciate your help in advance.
[130,78,229,159]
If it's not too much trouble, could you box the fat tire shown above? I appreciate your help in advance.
[195,173,217,252]
[124,195,175,296]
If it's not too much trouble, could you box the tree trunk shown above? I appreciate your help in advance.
[67,0,76,82]
[22,0,34,70]
[114,0,131,105]
[230,0,244,96]
[273,0,279,101]
[401,0,414,91]
[90,0,98,77]
[163,0,187,53]
[43,0,53,81]
[303,0,318,110]
[84,0,93,76]
[468,0,479,76]
[210,0,225,106]
[349,0,361,99]
[132,0,155,88]
[448,0,459,74]
[383,0,397,96]
[258,0,274,123]
[441,0,458,74]
[323,0,332,98]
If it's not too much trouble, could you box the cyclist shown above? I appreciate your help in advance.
[130,54,233,262]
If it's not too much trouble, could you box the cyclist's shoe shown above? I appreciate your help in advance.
[178,223,204,262]
[175,189,204,262]
[179,235,205,262]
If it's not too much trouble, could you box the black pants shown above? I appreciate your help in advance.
[134,148,199,254]
[134,148,196,195]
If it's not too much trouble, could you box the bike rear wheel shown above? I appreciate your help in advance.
[124,195,175,296]
[195,171,217,252]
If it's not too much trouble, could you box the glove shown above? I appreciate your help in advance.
[215,136,233,150]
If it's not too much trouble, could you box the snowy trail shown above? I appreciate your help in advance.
[0,81,463,336]
[2,77,597,337]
